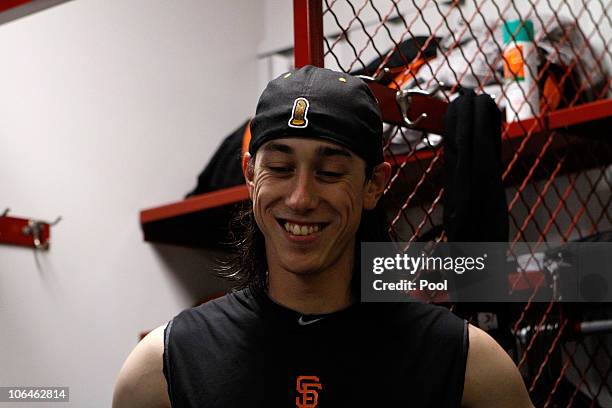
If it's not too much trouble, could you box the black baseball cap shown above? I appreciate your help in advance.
[249,65,384,166]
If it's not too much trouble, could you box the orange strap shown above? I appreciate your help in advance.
[387,58,428,90]
[540,72,562,114]
[242,119,252,157]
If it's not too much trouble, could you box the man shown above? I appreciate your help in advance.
[113,66,534,407]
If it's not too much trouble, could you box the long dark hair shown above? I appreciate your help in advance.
[217,160,392,293]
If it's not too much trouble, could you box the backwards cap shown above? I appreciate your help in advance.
[249,65,384,167]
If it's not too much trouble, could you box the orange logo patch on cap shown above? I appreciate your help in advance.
[288,97,309,128]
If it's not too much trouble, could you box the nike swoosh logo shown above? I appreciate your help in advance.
[297,316,326,326]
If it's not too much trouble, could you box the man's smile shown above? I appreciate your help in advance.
[275,218,330,237]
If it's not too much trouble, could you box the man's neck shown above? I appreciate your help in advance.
[267,258,354,315]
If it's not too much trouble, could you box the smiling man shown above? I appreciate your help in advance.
[246,137,382,315]
[113,66,534,408]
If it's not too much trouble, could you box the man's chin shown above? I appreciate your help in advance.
[278,260,324,277]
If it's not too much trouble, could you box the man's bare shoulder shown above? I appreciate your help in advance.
[462,324,534,408]
[112,323,171,408]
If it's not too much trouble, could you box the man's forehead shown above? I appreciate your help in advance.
[260,137,354,158]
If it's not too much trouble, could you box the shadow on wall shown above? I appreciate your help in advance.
[0,0,73,25]
[151,244,234,306]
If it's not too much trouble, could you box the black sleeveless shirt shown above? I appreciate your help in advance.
[163,287,468,407]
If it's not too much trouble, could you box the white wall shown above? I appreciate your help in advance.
[0,0,266,406]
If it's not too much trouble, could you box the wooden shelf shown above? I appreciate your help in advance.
[140,100,612,248]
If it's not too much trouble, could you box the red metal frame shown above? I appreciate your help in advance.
[140,185,249,224]
[293,0,324,68]
[505,98,612,137]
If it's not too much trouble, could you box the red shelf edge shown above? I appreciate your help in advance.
[504,99,612,138]
[140,185,249,224]
[391,99,612,166]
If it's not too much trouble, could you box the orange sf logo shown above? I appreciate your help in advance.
[296,375,322,408]
[288,97,309,128]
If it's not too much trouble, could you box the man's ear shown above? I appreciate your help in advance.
[363,162,391,210]
[242,152,255,200]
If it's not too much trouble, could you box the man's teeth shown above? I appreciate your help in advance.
[284,222,321,236]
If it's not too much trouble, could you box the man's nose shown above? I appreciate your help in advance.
[285,172,319,211]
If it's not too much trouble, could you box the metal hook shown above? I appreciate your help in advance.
[356,67,389,83]
[544,252,571,301]
[428,81,446,96]
[22,221,47,250]
[21,215,62,250]
[396,88,429,128]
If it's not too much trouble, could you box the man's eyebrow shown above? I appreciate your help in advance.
[262,142,294,154]
[315,145,352,159]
